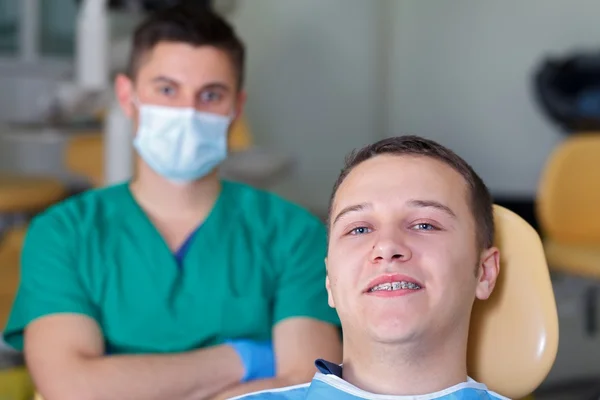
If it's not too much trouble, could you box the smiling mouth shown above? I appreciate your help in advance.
[368,281,422,292]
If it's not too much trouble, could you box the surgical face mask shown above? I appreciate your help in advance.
[132,102,233,183]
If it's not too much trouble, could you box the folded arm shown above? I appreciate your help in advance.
[209,211,344,399]
[211,317,342,400]
[25,314,245,400]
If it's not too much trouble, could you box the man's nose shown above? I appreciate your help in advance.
[172,93,198,109]
[370,233,412,263]
[183,98,198,109]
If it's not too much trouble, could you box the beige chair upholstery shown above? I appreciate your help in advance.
[0,174,66,214]
[64,133,105,188]
[536,134,600,280]
[468,205,559,399]
[535,134,600,398]
[228,114,254,152]
[0,226,26,328]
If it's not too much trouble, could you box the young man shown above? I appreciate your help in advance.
[3,4,341,400]
[234,135,508,399]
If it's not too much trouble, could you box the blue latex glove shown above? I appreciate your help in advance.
[226,339,275,382]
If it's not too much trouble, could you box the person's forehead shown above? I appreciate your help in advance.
[332,155,469,215]
[137,42,236,86]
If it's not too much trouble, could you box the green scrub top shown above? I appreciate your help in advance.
[3,180,340,354]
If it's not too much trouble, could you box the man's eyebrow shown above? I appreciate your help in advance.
[150,78,230,92]
[407,199,457,218]
[332,203,371,226]
[151,76,180,85]
[200,82,230,92]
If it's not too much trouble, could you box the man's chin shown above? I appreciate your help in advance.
[366,321,423,345]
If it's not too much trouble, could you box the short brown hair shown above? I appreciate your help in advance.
[126,3,245,88]
[328,135,494,250]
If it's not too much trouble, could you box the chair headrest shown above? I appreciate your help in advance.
[537,134,600,245]
[467,205,559,399]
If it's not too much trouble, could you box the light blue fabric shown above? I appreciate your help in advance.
[233,371,510,400]
[133,104,231,182]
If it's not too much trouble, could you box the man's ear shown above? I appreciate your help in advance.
[325,257,335,308]
[475,247,500,300]
[114,73,136,118]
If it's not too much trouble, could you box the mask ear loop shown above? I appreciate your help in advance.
[131,93,141,109]
[228,105,240,121]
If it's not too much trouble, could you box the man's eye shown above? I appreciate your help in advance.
[412,223,437,231]
[159,86,176,96]
[200,91,222,102]
[349,226,372,235]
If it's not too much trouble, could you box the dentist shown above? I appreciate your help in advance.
[3,4,341,400]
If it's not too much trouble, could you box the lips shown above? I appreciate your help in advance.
[364,273,424,293]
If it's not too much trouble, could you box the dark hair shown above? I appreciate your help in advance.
[328,135,494,250]
[126,3,245,88]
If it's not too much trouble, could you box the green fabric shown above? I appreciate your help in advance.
[3,180,339,354]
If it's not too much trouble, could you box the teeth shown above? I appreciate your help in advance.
[370,281,421,292]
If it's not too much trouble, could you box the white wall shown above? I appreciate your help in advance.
[230,0,600,208]
[229,0,387,214]
[388,0,600,197]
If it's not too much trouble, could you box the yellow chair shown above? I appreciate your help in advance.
[468,205,559,399]
[0,226,35,400]
[536,134,600,335]
[228,114,254,153]
[65,133,105,188]
[0,174,66,215]
[0,367,34,400]
[0,226,26,328]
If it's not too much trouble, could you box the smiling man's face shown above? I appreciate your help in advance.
[326,154,499,345]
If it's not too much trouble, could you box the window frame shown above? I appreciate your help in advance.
[0,0,72,70]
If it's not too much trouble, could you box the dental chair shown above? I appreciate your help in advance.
[468,205,559,399]
[0,227,35,400]
[65,133,105,188]
[536,134,600,336]
[535,134,600,398]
